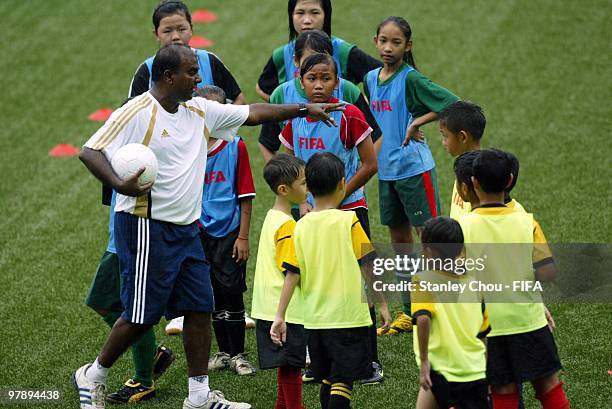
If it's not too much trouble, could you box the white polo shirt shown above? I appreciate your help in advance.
[84,92,249,225]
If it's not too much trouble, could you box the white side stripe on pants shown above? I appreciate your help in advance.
[141,218,150,323]
[131,219,141,323]
[132,218,150,324]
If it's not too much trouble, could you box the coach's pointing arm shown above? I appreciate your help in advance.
[79,101,344,198]
[244,102,345,127]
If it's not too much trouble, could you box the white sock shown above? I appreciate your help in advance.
[188,375,210,405]
[85,357,108,385]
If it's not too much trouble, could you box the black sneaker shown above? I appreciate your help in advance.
[106,379,155,404]
[358,362,384,385]
[153,344,176,381]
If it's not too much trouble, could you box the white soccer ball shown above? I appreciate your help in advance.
[111,143,158,185]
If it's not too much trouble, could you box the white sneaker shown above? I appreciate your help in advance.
[229,354,256,376]
[208,352,230,370]
[72,363,105,409]
[244,312,255,329]
[165,316,184,335]
[182,390,251,409]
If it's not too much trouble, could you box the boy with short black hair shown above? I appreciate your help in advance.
[271,152,391,409]
[164,85,257,376]
[458,149,569,409]
[439,101,486,147]
[454,149,528,213]
[251,153,309,409]
[438,100,485,220]
[412,216,490,409]
[453,151,481,209]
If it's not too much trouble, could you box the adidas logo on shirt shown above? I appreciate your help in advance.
[161,129,170,138]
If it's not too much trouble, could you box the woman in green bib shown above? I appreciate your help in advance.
[255,0,381,102]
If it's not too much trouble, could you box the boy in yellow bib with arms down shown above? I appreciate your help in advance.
[271,152,391,409]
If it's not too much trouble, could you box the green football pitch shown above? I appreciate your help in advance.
[0,0,609,407]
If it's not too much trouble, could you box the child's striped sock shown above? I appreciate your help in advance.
[329,382,352,409]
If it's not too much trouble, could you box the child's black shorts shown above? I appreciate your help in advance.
[307,326,371,384]
[256,319,306,369]
[200,228,247,294]
[487,325,562,385]
[429,371,489,409]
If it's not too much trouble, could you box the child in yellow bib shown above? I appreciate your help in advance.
[412,216,490,409]
[457,149,569,409]
[251,154,309,409]
[271,152,391,409]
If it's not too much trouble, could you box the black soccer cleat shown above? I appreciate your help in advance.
[106,379,155,404]
[153,344,176,381]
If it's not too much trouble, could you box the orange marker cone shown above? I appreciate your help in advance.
[49,144,80,157]
[189,36,213,48]
[88,108,113,121]
[192,9,218,23]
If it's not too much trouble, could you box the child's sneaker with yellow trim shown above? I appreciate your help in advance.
[377,312,412,336]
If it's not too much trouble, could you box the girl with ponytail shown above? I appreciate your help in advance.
[363,16,460,341]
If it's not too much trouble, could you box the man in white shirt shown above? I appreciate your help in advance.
[75,44,343,409]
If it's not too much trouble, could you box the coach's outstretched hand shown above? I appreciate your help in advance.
[306,102,346,127]
[245,102,346,127]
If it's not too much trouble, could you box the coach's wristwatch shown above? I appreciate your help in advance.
[297,103,308,118]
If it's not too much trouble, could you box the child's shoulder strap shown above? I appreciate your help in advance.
[332,36,355,75]
[273,42,290,69]
[194,48,210,63]
[369,67,383,78]
[396,64,415,79]
[144,55,155,75]
[365,67,381,87]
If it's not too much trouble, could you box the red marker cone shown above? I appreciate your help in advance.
[189,36,213,48]
[88,108,113,122]
[49,144,80,157]
[192,9,218,23]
